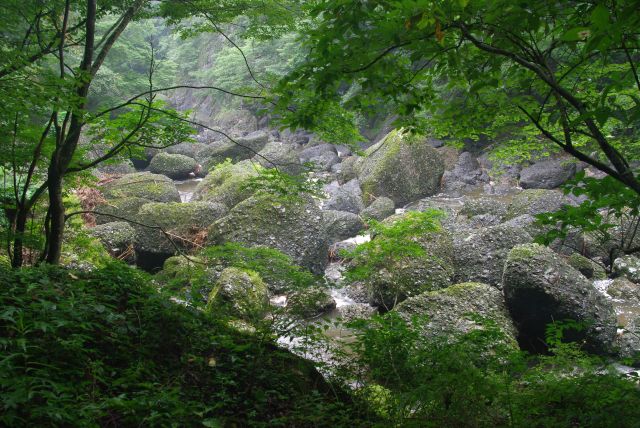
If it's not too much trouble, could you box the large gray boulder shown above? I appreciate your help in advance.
[192,160,259,209]
[198,131,268,171]
[441,151,490,194]
[149,152,198,179]
[164,142,207,160]
[357,129,444,206]
[503,243,617,354]
[100,172,180,203]
[322,210,365,243]
[453,222,533,287]
[322,179,365,214]
[361,196,395,221]
[505,189,575,220]
[253,141,303,175]
[396,282,518,350]
[208,195,329,274]
[299,143,337,163]
[519,158,577,189]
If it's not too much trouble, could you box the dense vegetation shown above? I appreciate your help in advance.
[2,0,640,426]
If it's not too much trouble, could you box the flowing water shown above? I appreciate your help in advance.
[174,178,202,202]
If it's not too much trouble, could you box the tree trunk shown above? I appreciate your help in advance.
[11,207,27,268]
[44,173,65,264]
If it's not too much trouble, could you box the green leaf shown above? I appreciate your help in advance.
[560,27,590,41]
[590,4,610,28]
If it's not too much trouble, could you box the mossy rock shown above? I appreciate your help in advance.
[287,286,337,319]
[89,221,136,263]
[356,219,454,309]
[100,172,180,203]
[322,210,365,243]
[361,196,395,221]
[207,267,269,321]
[199,132,268,171]
[193,160,259,209]
[149,152,198,179]
[356,129,444,206]
[396,282,519,351]
[505,189,574,220]
[566,253,607,280]
[208,194,329,274]
[95,197,151,225]
[503,243,617,354]
[460,197,509,219]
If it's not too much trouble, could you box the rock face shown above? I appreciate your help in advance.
[209,267,269,321]
[503,244,617,354]
[357,129,444,206]
[90,221,136,263]
[357,225,454,310]
[209,195,329,274]
[193,160,259,209]
[613,255,640,283]
[396,282,518,349]
[149,152,198,179]
[361,196,395,221]
[134,201,228,271]
[322,179,365,214]
[100,172,181,203]
[454,223,533,287]
[322,210,364,243]
[519,158,577,189]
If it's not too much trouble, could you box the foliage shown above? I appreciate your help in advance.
[536,170,640,264]
[343,209,444,282]
[0,262,359,427]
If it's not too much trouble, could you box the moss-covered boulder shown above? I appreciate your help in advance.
[503,243,617,354]
[505,189,575,220]
[208,267,269,321]
[361,196,395,221]
[192,160,259,209]
[208,195,329,274]
[286,286,337,319]
[95,197,151,225]
[100,172,180,203]
[453,222,533,287]
[89,221,136,263]
[253,141,303,175]
[460,196,509,220]
[199,131,268,171]
[322,210,365,243]
[355,217,454,310]
[566,253,607,280]
[356,129,444,206]
[396,282,518,350]
[134,201,228,271]
[149,152,198,179]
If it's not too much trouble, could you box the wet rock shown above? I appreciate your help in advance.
[149,152,198,179]
[357,129,444,206]
[361,196,395,221]
[323,210,365,243]
[193,160,259,209]
[520,158,577,189]
[100,172,181,203]
[208,195,329,274]
[453,222,533,287]
[613,255,640,283]
[322,179,365,214]
[503,243,617,354]
[396,282,518,349]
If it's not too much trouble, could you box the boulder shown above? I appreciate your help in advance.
[322,210,365,243]
[149,152,198,179]
[337,156,360,183]
[357,129,444,206]
[308,151,340,172]
[503,243,617,354]
[253,141,303,175]
[519,158,577,189]
[100,172,180,203]
[286,287,337,318]
[505,189,575,220]
[613,255,640,283]
[322,179,365,214]
[164,142,207,160]
[198,131,269,171]
[96,159,136,176]
[361,196,395,221]
[89,221,136,263]
[615,315,640,361]
[299,143,337,163]
[208,267,269,321]
[134,201,228,271]
[566,253,607,280]
[441,151,490,194]
[453,222,533,287]
[208,195,329,274]
[607,277,640,302]
[396,282,518,349]
[95,197,150,225]
[337,303,377,323]
[460,197,509,220]
[192,160,259,209]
